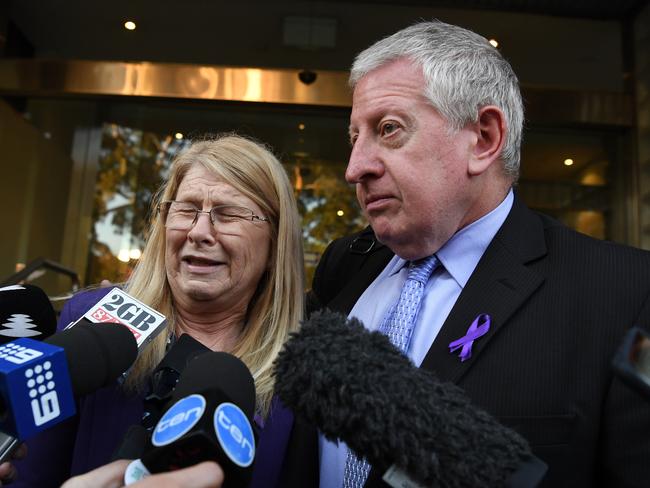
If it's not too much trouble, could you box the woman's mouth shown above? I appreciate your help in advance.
[182,256,221,273]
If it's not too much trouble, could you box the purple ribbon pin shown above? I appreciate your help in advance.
[448,314,491,362]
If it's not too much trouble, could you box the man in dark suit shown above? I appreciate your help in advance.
[283,20,650,488]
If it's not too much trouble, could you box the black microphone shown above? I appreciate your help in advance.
[0,284,57,343]
[124,352,256,487]
[274,310,538,488]
[112,334,211,461]
[142,334,211,431]
[45,320,138,396]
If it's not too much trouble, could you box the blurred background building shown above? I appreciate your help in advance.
[0,0,648,299]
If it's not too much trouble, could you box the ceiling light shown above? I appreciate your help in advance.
[489,39,499,48]
[124,21,136,31]
[337,210,344,217]
[175,132,183,140]
[564,158,574,166]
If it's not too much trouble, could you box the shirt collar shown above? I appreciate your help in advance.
[386,189,514,288]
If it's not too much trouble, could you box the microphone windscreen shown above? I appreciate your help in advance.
[172,351,256,419]
[45,320,138,396]
[274,309,532,487]
[0,285,57,343]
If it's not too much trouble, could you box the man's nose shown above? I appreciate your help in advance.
[345,137,384,184]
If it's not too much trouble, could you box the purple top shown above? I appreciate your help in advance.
[13,288,295,487]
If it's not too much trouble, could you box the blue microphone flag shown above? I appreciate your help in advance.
[0,338,75,440]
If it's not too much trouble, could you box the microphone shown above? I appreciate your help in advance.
[65,287,167,353]
[124,352,256,487]
[142,334,211,431]
[112,334,211,461]
[0,322,137,448]
[274,310,537,488]
[0,285,57,343]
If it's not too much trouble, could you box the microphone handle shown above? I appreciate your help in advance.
[0,431,19,464]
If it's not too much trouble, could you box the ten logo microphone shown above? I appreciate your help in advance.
[125,352,256,487]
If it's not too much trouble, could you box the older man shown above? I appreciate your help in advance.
[283,20,650,488]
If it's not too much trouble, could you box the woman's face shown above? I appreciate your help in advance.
[164,165,272,313]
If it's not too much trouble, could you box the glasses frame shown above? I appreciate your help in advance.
[158,200,269,230]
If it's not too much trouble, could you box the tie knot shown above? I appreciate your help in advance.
[407,255,438,284]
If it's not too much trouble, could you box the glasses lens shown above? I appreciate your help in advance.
[211,205,253,224]
[165,202,197,230]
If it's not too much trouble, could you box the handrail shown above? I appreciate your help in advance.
[1,257,80,291]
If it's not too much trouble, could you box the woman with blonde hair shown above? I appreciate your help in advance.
[15,134,305,487]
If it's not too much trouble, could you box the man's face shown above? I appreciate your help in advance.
[347,58,479,260]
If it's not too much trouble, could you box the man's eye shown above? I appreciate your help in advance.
[380,122,399,136]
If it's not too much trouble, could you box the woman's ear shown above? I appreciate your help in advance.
[468,105,507,176]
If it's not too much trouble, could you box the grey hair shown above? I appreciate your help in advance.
[350,20,524,180]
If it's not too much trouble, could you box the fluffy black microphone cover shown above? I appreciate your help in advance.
[0,284,57,343]
[274,310,532,487]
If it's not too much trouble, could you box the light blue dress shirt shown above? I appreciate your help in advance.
[318,190,514,488]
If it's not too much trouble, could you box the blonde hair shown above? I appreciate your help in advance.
[123,134,304,416]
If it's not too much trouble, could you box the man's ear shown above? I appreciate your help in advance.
[468,105,506,176]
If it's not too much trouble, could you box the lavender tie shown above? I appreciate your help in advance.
[342,255,439,488]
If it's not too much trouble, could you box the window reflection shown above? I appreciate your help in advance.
[86,124,189,284]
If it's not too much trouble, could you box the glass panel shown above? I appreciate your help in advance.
[86,125,189,285]
[291,157,365,284]
[517,129,618,240]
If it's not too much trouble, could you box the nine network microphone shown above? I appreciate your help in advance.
[0,322,137,456]
[0,284,167,464]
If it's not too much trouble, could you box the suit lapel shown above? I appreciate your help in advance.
[421,195,547,383]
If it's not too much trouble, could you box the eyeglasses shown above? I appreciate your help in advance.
[158,200,269,231]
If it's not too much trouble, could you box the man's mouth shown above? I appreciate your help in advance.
[364,194,394,212]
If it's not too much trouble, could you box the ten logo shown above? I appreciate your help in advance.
[214,402,255,467]
[152,394,206,447]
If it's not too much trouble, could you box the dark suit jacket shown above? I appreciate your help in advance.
[281,195,650,488]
